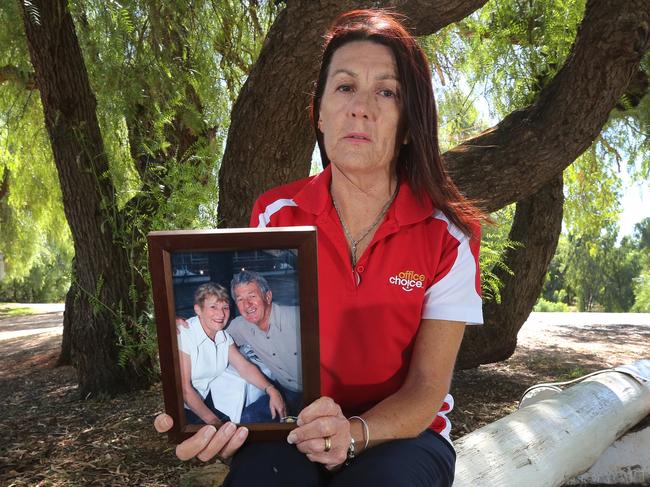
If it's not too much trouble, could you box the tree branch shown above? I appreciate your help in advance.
[0,65,37,90]
[444,0,650,212]
[394,0,489,35]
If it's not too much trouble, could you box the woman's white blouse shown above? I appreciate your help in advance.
[178,316,234,398]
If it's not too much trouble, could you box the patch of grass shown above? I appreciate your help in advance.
[558,366,588,381]
[0,303,43,317]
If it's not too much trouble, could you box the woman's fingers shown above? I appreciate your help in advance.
[195,422,239,462]
[175,425,218,461]
[297,396,341,426]
[173,422,248,463]
[288,399,350,469]
[288,414,340,444]
[154,413,173,433]
[302,432,348,466]
[218,426,249,460]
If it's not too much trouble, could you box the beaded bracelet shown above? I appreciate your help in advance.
[348,415,370,450]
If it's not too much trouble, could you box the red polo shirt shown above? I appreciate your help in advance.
[250,165,483,439]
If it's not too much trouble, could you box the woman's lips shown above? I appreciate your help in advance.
[344,132,371,142]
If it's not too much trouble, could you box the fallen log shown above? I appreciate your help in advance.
[565,419,650,486]
[453,360,650,487]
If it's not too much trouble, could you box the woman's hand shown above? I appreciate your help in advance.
[267,387,287,419]
[154,413,248,462]
[286,397,350,470]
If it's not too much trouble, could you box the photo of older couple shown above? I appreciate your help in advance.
[172,250,302,426]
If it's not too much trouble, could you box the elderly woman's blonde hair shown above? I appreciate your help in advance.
[193,282,230,308]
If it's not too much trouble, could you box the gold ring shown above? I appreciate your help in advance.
[324,436,332,452]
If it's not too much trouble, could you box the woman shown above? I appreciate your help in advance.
[179,282,286,425]
[156,10,484,486]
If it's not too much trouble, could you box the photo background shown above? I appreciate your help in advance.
[171,249,299,318]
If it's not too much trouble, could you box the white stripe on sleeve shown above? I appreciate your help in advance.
[422,210,483,324]
[256,198,297,228]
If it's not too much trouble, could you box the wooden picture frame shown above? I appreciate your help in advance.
[148,227,320,443]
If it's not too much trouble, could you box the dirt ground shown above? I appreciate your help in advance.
[1,309,648,486]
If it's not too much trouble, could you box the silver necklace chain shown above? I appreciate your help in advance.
[332,184,398,267]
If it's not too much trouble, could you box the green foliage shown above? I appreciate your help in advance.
[632,272,650,312]
[446,0,585,117]
[533,297,570,312]
[631,218,650,311]
[563,146,622,238]
[542,228,644,312]
[0,242,71,302]
[479,205,519,303]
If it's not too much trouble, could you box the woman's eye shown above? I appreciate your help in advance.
[379,89,396,98]
[337,84,353,93]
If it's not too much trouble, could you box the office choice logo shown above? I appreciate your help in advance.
[389,270,426,292]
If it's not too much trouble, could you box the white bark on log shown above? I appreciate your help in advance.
[565,425,650,485]
[453,360,650,487]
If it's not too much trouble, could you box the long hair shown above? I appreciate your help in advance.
[310,9,485,237]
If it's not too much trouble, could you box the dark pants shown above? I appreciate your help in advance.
[222,429,456,487]
[239,381,303,423]
[184,391,231,425]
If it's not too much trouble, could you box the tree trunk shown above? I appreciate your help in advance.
[19,0,154,395]
[56,259,76,367]
[458,173,564,368]
[217,0,489,227]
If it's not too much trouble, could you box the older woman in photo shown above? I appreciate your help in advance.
[179,282,286,425]
[158,10,485,486]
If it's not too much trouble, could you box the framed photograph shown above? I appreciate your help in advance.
[148,227,320,443]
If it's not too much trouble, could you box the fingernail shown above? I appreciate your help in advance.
[204,425,216,439]
[162,416,172,428]
[238,427,248,438]
[225,422,236,434]
[287,432,296,444]
[296,418,303,426]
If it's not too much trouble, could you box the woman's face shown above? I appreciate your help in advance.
[195,295,230,335]
[319,40,402,177]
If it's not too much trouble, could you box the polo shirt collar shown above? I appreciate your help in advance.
[293,165,333,216]
[293,164,434,226]
[391,177,434,226]
[196,321,228,346]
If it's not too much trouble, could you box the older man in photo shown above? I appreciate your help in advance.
[228,270,302,422]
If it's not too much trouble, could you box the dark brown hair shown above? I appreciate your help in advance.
[311,9,485,237]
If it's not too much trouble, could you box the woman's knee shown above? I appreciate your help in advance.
[329,432,455,487]
[223,441,324,487]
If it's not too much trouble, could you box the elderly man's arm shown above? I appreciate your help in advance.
[228,344,286,419]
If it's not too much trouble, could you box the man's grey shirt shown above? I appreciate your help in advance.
[227,303,302,392]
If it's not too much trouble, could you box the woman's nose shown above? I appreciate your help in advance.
[349,91,372,119]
